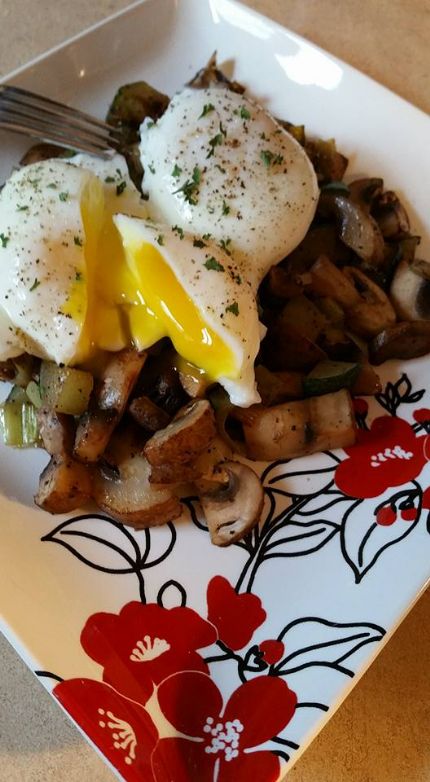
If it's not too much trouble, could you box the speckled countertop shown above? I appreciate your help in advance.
[0,1,429,780]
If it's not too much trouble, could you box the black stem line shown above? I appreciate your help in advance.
[358,522,377,568]
[35,670,63,683]
[271,736,300,750]
[276,632,369,667]
[136,569,146,603]
[296,702,329,712]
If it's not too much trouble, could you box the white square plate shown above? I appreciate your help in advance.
[1,1,429,780]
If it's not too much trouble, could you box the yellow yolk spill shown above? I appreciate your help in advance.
[62,181,237,382]
[123,240,238,382]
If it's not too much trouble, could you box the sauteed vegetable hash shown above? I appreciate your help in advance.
[0,56,428,546]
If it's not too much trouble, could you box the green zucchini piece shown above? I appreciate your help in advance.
[26,380,43,409]
[304,360,360,396]
[39,362,94,416]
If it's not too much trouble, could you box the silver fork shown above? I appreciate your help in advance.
[0,84,122,156]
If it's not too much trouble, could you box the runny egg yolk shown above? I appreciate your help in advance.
[63,180,238,381]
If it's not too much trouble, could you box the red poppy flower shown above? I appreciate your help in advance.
[151,671,297,782]
[335,416,430,499]
[81,602,217,706]
[206,576,266,651]
[259,640,284,665]
[54,678,157,781]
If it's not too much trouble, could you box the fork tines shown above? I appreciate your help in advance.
[0,84,122,156]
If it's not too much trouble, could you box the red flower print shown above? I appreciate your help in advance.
[335,416,430,499]
[54,678,157,781]
[206,576,266,651]
[81,602,217,706]
[422,486,430,509]
[413,408,430,423]
[259,640,285,665]
[151,671,297,782]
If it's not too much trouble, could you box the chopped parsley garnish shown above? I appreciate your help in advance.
[199,103,215,119]
[204,257,224,272]
[222,200,230,216]
[207,132,224,159]
[173,166,202,205]
[17,205,29,211]
[30,278,40,292]
[47,183,57,189]
[116,181,127,196]
[171,164,182,178]
[172,225,184,239]
[215,164,226,174]
[193,238,207,248]
[240,106,251,120]
[260,150,284,167]
[74,236,83,247]
[29,177,41,187]
[220,121,227,137]
[219,238,232,256]
[202,233,212,241]
[146,120,155,129]
[226,302,239,316]
[59,191,69,202]
[75,271,83,281]
[260,132,268,141]
[156,234,164,246]
[148,164,156,175]
[0,233,10,248]
[231,271,242,285]
[105,176,115,183]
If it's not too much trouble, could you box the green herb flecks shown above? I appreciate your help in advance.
[172,225,184,239]
[240,106,251,120]
[219,238,232,256]
[0,233,10,248]
[74,236,83,247]
[30,278,40,292]
[59,191,69,202]
[260,150,284,168]
[226,302,239,316]
[204,257,224,272]
[105,176,115,183]
[193,239,207,248]
[171,164,182,178]
[116,181,127,196]
[199,103,215,119]
[156,234,165,246]
[222,200,230,216]
[173,166,202,206]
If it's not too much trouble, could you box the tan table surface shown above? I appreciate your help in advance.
[0,1,429,780]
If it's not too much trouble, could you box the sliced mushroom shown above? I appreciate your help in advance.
[35,456,92,514]
[372,190,410,238]
[348,178,383,214]
[369,322,430,365]
[37,408,75,456]
[74,349,146,463]
[318,192,385,265]
[235,389,356,461]
[94,453,182,529]
[309,256,360,308]
[390,258,430,320]
[196,461,263,546]
[188,52,245,94]
[129,395,171,432]
[74,409,118,463]
[149,460,202,485]
[343,266,396,337]
[98,349,147,412]
[144,399,216,466]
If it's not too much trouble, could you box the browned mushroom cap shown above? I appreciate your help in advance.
[35,456,92,514]
[369,322,430,365]
[94,454,182,530]
[390,258,430,321]
[196,461,264,547]
[343,266,396,338]
[318,192,385,266]
[37,408,75,456]
[144,399,216,466]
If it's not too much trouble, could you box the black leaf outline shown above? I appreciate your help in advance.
[42,514,176,603]
[340,485,422,583]
[375,373,425,416]
[272,616,385,676]
[35,670,63,683]
[157,579,187,608]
